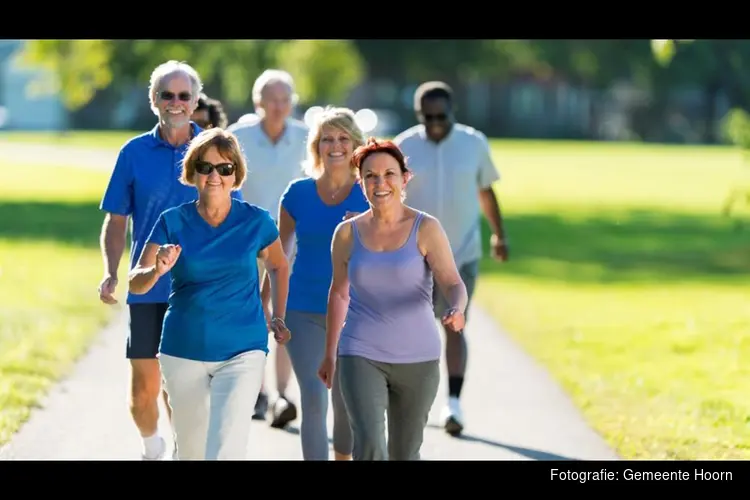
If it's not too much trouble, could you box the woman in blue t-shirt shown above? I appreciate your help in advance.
[129,128,291,460]
[277,107,369,461]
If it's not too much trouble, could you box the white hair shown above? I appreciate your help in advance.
[148,60,203,116]
[252,69,299,107]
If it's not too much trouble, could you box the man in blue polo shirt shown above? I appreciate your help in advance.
[97,60,240,460]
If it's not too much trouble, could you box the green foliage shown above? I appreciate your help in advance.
[274,40,364,105]
[19,40,113,111]
[721,108,750,150]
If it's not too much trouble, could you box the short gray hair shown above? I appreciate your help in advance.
[252,69,299,106]
[148,60,203,115]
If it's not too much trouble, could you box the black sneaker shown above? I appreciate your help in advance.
[253,392,269,421]
[270,395,297,429]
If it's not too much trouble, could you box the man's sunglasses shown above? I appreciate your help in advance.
[195,161,235,176]
[423,113,448,122]
[160,91,192,102]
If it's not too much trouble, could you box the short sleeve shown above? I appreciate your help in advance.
[100,146,134,216]
[279,180,298,220]
[476,132,500,189]
[146,212,169,247]
[257,208,280,251]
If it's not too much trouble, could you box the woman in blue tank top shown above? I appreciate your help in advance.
[318,137,469,460]
[277,107,370,461]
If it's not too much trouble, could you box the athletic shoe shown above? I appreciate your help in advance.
[270,395,297,429]
[253,391,269,421]
[441,396,464,437]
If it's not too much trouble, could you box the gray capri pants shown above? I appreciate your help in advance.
[284,310,351,460]
[337,355,440,461]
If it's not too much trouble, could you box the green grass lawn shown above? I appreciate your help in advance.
[0,163,128,446]
[475,139,750,459]
[0,130,138,151]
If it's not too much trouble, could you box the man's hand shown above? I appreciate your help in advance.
[490,234,509,262]
[98,275,119,305]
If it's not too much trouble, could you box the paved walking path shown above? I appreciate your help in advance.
[0,304,617,461]
[0,140,619,460]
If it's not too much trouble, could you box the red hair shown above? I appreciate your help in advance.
[351,137,410,174]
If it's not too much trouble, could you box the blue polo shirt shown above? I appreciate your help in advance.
[280,177,370,314]
[99,123,242,304]
[147,199,279,362]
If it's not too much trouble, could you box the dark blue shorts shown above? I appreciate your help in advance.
[127,303,168,359]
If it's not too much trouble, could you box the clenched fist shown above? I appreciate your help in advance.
[155,244,181,276]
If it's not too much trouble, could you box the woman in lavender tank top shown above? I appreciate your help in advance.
[318,137,469,460]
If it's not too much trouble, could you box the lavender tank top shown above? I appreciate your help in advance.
[338,211,441,364]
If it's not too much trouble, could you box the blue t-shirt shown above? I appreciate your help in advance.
[280,177,370,314]
[146,199,279,362]
[99,123,242,304]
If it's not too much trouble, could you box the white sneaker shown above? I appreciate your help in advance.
[141,436,167,460]
[441,396,464,437]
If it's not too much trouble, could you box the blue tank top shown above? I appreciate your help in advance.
[338,211,441,364]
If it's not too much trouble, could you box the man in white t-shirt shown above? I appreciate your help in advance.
[230,69,308,429]
[394,81,509,437]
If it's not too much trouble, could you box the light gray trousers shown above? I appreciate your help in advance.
[160,350,266,460]
[337,354,440,461]
[284,310,352,460]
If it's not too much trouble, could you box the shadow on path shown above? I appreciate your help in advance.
[426,423,576,461]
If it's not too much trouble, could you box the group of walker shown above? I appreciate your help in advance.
[97,61,508,460]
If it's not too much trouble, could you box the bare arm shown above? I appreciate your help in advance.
[100,213,128,276]
[128,243,163,295]
[324,221,354,360]
[419,216,468,314]
[479,187,506,241]
[278,205,297,259]
[98,213,129,304]
[259,237,290,321]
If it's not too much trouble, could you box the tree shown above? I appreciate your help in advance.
[273,40,364,105]
[19,40,113,111]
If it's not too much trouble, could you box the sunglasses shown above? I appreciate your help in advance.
[423,113,448,122]
[160,91,192,102]
[195,161,235,176]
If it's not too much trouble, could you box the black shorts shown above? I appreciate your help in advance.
[127,303,168,359]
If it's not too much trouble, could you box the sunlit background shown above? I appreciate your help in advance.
[1,39,750,461]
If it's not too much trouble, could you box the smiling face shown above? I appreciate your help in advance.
[156,72,197,129]
[318,125,354,173]
[194,145,236,200]
[360,152,410,207]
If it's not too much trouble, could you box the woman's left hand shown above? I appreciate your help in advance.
[270,317,291,345]
[441,307,465,333]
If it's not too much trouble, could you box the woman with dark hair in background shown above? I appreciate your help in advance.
[191,93,228,129]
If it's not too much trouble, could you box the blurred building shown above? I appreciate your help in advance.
[0,40,68,131]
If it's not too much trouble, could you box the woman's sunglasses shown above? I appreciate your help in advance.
[195,161,235,176]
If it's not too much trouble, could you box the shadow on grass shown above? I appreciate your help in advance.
[480,209,750,284]
[0,200,104,248]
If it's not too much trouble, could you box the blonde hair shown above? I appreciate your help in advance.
[180,128,247,190]
[302,106,365,179]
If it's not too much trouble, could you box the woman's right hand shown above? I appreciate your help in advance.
[318,356,336,389]
[155,244,181,276]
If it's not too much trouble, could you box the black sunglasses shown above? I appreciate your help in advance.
[423,113,448,122]
[160,91,192,102]
[195,161,235,176]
